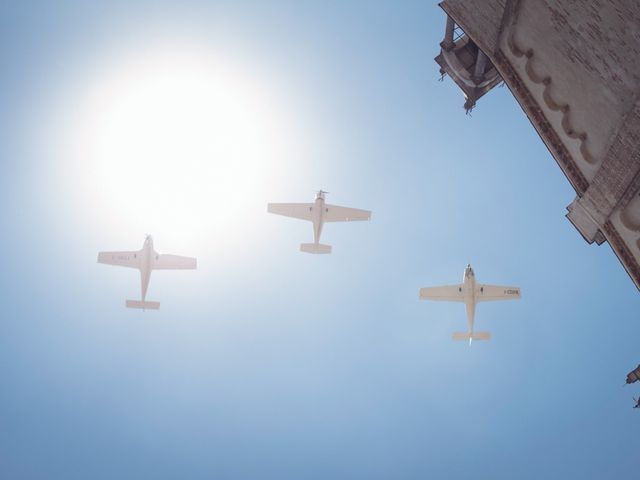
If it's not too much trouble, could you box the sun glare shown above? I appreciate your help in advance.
[57,44,295,253]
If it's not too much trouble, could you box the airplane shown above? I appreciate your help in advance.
[267,190,371,254]
[419,264,521,343]
[97,235,196,309]
[634,397,640,409]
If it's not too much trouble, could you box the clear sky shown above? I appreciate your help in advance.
[1,1,639,479]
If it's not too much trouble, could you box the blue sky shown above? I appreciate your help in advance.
[1,1,639,479]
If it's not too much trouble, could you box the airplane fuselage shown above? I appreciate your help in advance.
[462,266,477,335]
[312,194,326,245]
[140,236,155,301]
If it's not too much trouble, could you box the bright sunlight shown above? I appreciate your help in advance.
[55,42,297,252]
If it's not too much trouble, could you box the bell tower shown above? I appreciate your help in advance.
[435,15,502,113]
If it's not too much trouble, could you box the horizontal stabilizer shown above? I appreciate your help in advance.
[300,243,332,254]
[126,300,160,310]
[452,331,491,341]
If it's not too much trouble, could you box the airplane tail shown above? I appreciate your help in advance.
[452,331,491,342]
[300,243,332,254]
[126,300,160,310]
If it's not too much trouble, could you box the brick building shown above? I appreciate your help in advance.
[435,0,640,290]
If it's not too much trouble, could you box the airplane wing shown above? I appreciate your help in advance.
[267,203,314,221]
[419,284,465,302]
[324,204,371,222]
[475,284,521,302]
[154,254,197,270]
[97,251,141,268]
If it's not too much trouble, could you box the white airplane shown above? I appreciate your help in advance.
[419,264,520,343]
[97,235,196,309]
[268,190,371,254]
